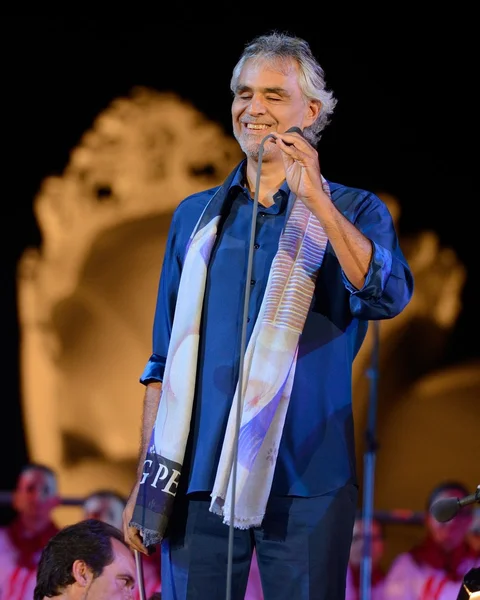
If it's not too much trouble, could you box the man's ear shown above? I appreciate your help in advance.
[304,99,321,129]
[71,559,93,587]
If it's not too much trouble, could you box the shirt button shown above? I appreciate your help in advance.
[259,212,265,217]
[254,243,260,250]
[247,317,251,322]
[250,279,256,285]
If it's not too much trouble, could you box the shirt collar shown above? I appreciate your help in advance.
[229,162,289,214]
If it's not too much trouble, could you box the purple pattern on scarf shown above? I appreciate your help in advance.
[200,234,216,263]
[237,384,285,470]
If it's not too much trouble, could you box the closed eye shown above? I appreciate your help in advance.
[118,575,135,588]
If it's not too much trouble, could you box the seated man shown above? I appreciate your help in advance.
[346,515,386,599]
[33,517,136,599]
[383,481,480,599]
[82,489,161,598]
[0,463,60,600]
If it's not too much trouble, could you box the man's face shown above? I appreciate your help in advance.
[231,57,318,161]
[13,468,59,524]
[427,489,473,551]
[349,519,384,567]
[83,495,125,530]
[83,538,136,599]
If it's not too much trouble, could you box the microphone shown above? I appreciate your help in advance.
[430,485,480,523]
[259,126,304,150]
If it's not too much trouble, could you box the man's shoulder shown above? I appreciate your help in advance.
[166,186,222,242]
[327,179,388,219]
[173,160,243,219]
[328,179,377,203]
[174,186,220,216]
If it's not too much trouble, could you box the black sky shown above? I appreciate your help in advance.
[1,20,477,499]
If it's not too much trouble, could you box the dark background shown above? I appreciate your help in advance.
[1,20,476,506]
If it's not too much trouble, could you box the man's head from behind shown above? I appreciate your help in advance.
[34,518,136,599]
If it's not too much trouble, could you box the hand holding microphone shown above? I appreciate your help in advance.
[273,125,305,143]
[265,125,326,209]
[259,125,304,151]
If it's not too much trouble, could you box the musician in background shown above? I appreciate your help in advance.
[0,463,60,600]
[383,481,480,599]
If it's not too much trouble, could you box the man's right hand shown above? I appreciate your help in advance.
[122,484,149,555]
[123,382,162,555]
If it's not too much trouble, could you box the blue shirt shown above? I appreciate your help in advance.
[140,160,414,497]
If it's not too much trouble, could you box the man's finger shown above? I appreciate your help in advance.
[126,526,149,555]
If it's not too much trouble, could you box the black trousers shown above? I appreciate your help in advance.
[160,483,358,600]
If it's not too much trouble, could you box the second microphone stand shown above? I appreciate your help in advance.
[360,320,381,600]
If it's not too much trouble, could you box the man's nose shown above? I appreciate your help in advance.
[246,95,267,114]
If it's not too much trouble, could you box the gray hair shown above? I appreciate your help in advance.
[230,31,337,145]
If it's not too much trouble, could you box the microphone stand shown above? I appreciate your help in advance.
[134,549,147,600]
[225,132,275,600]
[360,320,380,600]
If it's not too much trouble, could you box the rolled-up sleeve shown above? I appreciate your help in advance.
[140,352,167,385]
[341,192,414,320]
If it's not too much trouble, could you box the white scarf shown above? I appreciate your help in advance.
[131,168,331,546]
